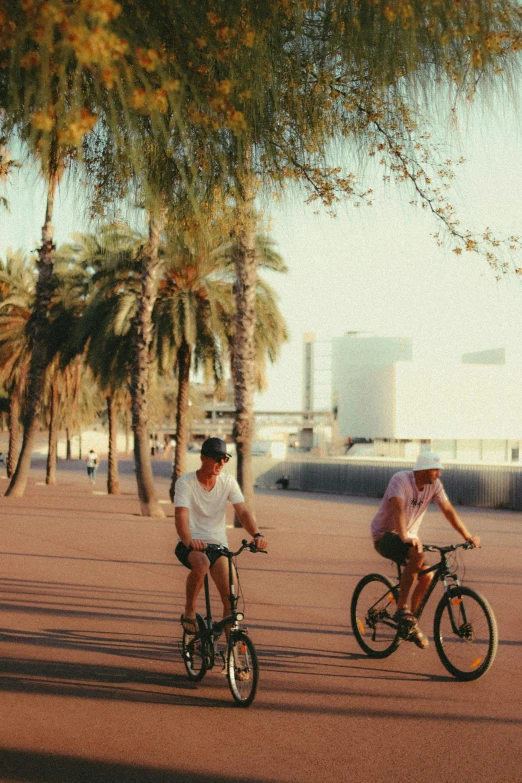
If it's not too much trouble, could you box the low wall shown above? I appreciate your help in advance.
[255,457,522,511]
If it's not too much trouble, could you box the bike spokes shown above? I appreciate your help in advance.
[227,634,259,706]
[434,587,498,681]
[351,574,401,658]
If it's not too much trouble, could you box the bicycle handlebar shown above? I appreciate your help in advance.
[423,541,475,553]
[204,539,267,558]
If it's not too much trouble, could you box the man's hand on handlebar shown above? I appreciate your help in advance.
[253,535,268,551]
[466,535,480,548]
[185,539,206,551]
[405,536,422,553]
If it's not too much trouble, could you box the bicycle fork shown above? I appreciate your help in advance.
[441,575,471,638]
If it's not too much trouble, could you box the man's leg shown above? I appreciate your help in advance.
[209,556,237,628]
[183,551,210,622]
[397,547,425,610]
[410,568,434,615]
[397,549,430,649]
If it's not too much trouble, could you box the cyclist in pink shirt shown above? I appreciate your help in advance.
[371,452,480,648]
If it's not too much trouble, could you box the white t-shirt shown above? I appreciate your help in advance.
[174,471,245,547]
[86,452,98,468]
[371,470,448,541]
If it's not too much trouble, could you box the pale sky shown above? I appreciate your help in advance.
[1,104,522,413]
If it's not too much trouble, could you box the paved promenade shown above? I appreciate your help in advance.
[0,462,521,782]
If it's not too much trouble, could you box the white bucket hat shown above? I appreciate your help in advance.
[414,451,443,471]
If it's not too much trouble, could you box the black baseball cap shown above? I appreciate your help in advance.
[201,437,232,459]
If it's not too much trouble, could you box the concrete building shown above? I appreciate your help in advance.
[332,332,522,463]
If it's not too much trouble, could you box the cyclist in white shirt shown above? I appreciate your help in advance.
[174,437,267,635]
[371,451,480,649]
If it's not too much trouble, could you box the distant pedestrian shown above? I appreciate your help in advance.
[86,450,99,484]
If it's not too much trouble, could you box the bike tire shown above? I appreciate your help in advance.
[227,632,259,707]
[182,613,207,682]
[350,573,401,658]
[434,585,498,681]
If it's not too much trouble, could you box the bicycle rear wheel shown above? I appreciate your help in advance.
[227,632,258,707]
[434,586,498,681]
[182,614,207,682]
[351,573,401,658]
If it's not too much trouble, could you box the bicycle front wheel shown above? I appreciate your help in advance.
[182,614,207,682]
[351,573,401,658]
[434,586,498,681]
[227,632,259,707]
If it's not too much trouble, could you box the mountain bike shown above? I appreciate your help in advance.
[350,542,498,680]
[181,539,266,707]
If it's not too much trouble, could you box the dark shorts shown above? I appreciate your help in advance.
[175,541,229,570]
[374,532,413,565]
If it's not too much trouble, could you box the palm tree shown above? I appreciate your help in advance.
[152,223,288,504]
[153,231,231,497]
[60,226,143,496]
[0,249,36,478]
[0,137,20,211]
[221,229,288,514]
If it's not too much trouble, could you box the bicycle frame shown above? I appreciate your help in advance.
[194,541,255,668]
[395,544,470,634]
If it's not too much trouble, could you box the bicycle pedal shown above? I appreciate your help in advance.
[397,619,417,641]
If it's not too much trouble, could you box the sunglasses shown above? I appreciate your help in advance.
[208,453,230,463]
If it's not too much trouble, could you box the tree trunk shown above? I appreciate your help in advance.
[5,175,57,497]
[107,393,120,495]
[45,383,59,485]
[7,389,21,479]
[66,427,72,460]
[231,178,257,521]
[169,339,192,502]
[129,209,166,517]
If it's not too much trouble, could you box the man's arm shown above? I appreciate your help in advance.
[232,502,268,550]
[439,499,480,547]
[174,507,206,551]
[388,496,422,552]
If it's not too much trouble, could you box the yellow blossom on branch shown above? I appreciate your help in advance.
[216,26,235,43]
[136,47,163,72]
[65,24,127,66]
[242,29,255,47]
[79,0,122,24]
[207,11,220,26]
[20,50,41,68]
[30,109,55,133]
[226,107,246,132]
[162,78,180,92]
[150,89,168,113]
[58,108,97,147]
[130,87,147,110]
[216,79,232,95]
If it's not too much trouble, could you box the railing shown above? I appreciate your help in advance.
[255,456,522,511]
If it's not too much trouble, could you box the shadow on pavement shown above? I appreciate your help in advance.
[0,748,276,783]
[0,654,232,708]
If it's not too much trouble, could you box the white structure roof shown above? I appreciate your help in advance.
[333,333,522,440]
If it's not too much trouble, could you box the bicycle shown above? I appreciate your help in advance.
[350,542,498,680]
[180,539,266,707]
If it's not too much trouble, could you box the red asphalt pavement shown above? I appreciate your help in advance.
[0,463,521,782]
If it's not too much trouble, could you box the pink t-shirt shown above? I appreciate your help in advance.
[371,470,448,541]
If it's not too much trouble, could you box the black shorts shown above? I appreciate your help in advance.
[175,541,229,570]
[374,532,412,565]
